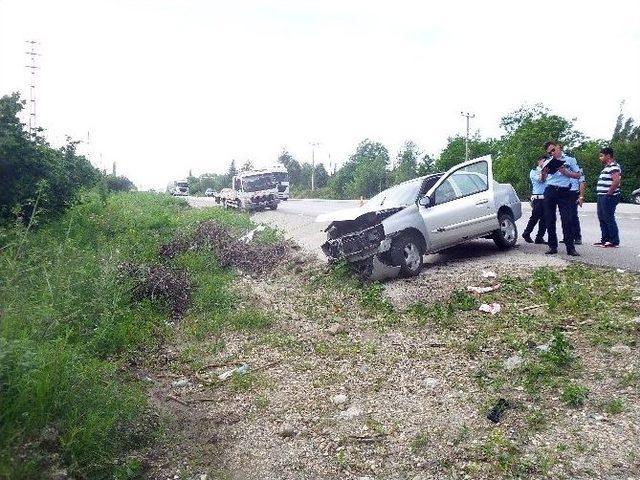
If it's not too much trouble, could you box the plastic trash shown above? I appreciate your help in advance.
[481,270,497,279]
[239,225,266,243]
[487,398,510,423]
[479,303,501,315]
[217,363,250,381]
[467,284,501,294]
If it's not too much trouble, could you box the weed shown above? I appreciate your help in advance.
[229,309,272,331]
[525,408,547,431]
[230,371,255,392]
[255,395,270,409]
[603,398,625,414]
[540,330,574,369]
[411,432,430,454]
[449,290,478,311]
[335,451,348,470]
[560,383,589,407]
[360,282,393,315]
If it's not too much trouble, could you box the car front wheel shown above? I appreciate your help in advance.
[390,232,425,277]
[634,193,640,205]
[492,212,518,249]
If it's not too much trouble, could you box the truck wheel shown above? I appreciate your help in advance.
[492,212,518,250]
[390,232,425,277]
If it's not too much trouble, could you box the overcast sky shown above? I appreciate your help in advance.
[1,0,639,190]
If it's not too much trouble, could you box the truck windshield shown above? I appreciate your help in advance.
[177,182,188,188]
[273,172,289,183]
[243,175,275,192]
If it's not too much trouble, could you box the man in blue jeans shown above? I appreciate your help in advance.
[594,147,622,248]
[540,141,582,256]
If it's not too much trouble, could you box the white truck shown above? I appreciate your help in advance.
[217,170,279,211]
[267,163,290,200]
[166,180,190,196]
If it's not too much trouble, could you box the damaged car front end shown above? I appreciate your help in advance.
[321,208,405,280]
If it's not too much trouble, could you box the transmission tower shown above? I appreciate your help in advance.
[25,40,40,140]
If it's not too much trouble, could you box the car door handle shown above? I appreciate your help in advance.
[475,199,489,205]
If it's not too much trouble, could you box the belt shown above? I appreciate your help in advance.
[531,194,544,200]
[546,185,570,190]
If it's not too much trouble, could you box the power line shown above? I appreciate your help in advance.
[25,40,40,140]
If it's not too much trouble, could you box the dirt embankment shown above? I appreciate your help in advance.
[139,219,639,479]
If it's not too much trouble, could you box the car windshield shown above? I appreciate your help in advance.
[272,172,289,183]
[243,174,275,192]
[367,178,422,207]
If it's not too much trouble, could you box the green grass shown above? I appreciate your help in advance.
[560,383,589,407]
[0,191,257,479]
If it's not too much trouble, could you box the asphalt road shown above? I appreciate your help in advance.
[188,196,640,272]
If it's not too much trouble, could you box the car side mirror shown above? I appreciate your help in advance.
[418,195,432,207]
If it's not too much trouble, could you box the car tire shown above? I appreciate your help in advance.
[390,232,425,277]
[492,212,518,250]
[634,194,640,205]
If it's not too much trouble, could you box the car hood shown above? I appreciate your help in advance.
[315,203,406,223]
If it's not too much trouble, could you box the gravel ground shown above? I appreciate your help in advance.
[141,206,639,479]
[142,257,639,479]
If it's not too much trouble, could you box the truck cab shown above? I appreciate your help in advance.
[167,180,190,196]
[220,171,279,211]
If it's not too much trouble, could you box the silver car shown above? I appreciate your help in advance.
[316,156,522,280]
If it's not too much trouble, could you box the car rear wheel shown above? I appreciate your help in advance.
[492,212,517,249]
[390,232,425,277]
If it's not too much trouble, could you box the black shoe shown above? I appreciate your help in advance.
[574,239,582,245]
[522,233,533,243]
[545,249,558,255]
[567,250,580,257]
[534,238,547,244]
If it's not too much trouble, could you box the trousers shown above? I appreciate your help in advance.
[596,195,620,245]
[544,185,574,251]
[523,198,546,240]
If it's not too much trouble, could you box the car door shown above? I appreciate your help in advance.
[419,156,496,251]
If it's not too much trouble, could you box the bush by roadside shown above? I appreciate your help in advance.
[0,191,276,479]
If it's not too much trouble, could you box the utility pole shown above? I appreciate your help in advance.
[309,141,321,191]
[25,40,40,140]
[460,111,475,162]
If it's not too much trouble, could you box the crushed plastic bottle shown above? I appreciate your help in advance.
[218,363,250,381]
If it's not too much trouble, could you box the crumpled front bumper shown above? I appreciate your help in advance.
[321,224,401,280]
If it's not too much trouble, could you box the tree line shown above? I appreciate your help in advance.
[0,93,137,226]
[190,103,638,202]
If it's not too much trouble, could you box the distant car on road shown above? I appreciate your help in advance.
[204,188,217,197]
[632,187,640,205]
[316,156,522,280]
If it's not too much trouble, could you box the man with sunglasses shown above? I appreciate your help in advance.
[540,141,582,256]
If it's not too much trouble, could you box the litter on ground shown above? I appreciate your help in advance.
[479,303,502,315]
[467,284,501,294]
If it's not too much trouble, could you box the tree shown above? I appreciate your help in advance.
[240,159,254,172]
[0,93,100,224]
[436,134,497,172]
[313,163,329,189]
[278,149,302,186]
[392,141,419,184]
[417,153,437,175]
[105,175,136,192]
[494,104,585,197]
